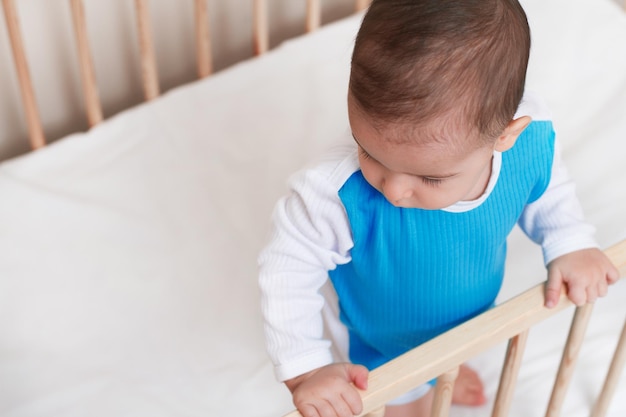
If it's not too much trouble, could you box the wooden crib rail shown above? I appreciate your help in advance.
[284,239,626,417]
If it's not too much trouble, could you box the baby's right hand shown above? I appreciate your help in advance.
[285,363,369,417]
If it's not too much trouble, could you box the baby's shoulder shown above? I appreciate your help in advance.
[289,139,360,193]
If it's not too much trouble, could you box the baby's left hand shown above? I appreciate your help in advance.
[545,248,620,308]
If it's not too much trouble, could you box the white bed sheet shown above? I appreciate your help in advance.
[0,0,624,416]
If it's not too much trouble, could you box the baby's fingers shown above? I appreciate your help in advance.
[607,263,620,285]
[326,395,356,417]
[307,394,359,417]
[300,400,342,417]
[547,248,621,308]
[596,279,609,299]
[545,270,563,308]
[584,264,617,304]
[585,285,599,304]
[568,271,610,305]
[566,283,587,306]
[341,388,364,416]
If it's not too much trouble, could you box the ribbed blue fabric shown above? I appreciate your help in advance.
[329,121,555,370]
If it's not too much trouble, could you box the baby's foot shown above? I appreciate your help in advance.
[451,364,487,406]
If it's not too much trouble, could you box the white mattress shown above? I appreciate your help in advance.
[0,0,624,416]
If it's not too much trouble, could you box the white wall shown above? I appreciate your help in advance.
[0,0,356,160]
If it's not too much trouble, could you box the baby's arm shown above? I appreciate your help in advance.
[517,138,619,307]
[258,146,361,402]
[286,363,369,417]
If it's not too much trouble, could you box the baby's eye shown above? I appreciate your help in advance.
[421,177,443,187]
[358,147,372,161]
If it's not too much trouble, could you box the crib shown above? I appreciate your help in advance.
[0,1,625,417]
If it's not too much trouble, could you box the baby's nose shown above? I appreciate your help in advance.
[382,179,414,206]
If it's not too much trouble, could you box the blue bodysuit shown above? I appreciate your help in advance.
[329,121,555,370]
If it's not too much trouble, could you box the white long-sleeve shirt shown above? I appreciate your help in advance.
[258,92,598,382]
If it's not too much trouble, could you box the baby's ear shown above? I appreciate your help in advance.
[494,116,531,152]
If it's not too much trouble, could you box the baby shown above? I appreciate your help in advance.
[259,0,619,416]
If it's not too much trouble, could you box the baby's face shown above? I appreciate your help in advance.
[349,103,495,210]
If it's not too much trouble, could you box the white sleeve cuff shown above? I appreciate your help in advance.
[542,235,599,265]
[274,350,334,382]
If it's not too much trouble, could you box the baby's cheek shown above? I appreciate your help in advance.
[360,166,383,192]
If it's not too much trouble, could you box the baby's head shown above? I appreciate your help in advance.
[348,0,532,209]
[350,0,530,144]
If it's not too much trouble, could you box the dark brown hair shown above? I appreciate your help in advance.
[349,0,530,144]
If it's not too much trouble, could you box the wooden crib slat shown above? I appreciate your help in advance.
[255,1,366,54]
[2,0,46,149]
[253,0,269,55]
[306,0,321,32]
[134,0,160,100]
[194,0,212,78]
[491,330,529,417]
[431,366,459,417]
[590,318,626,417]
[69,0,103,127]
[545,303,594,417]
